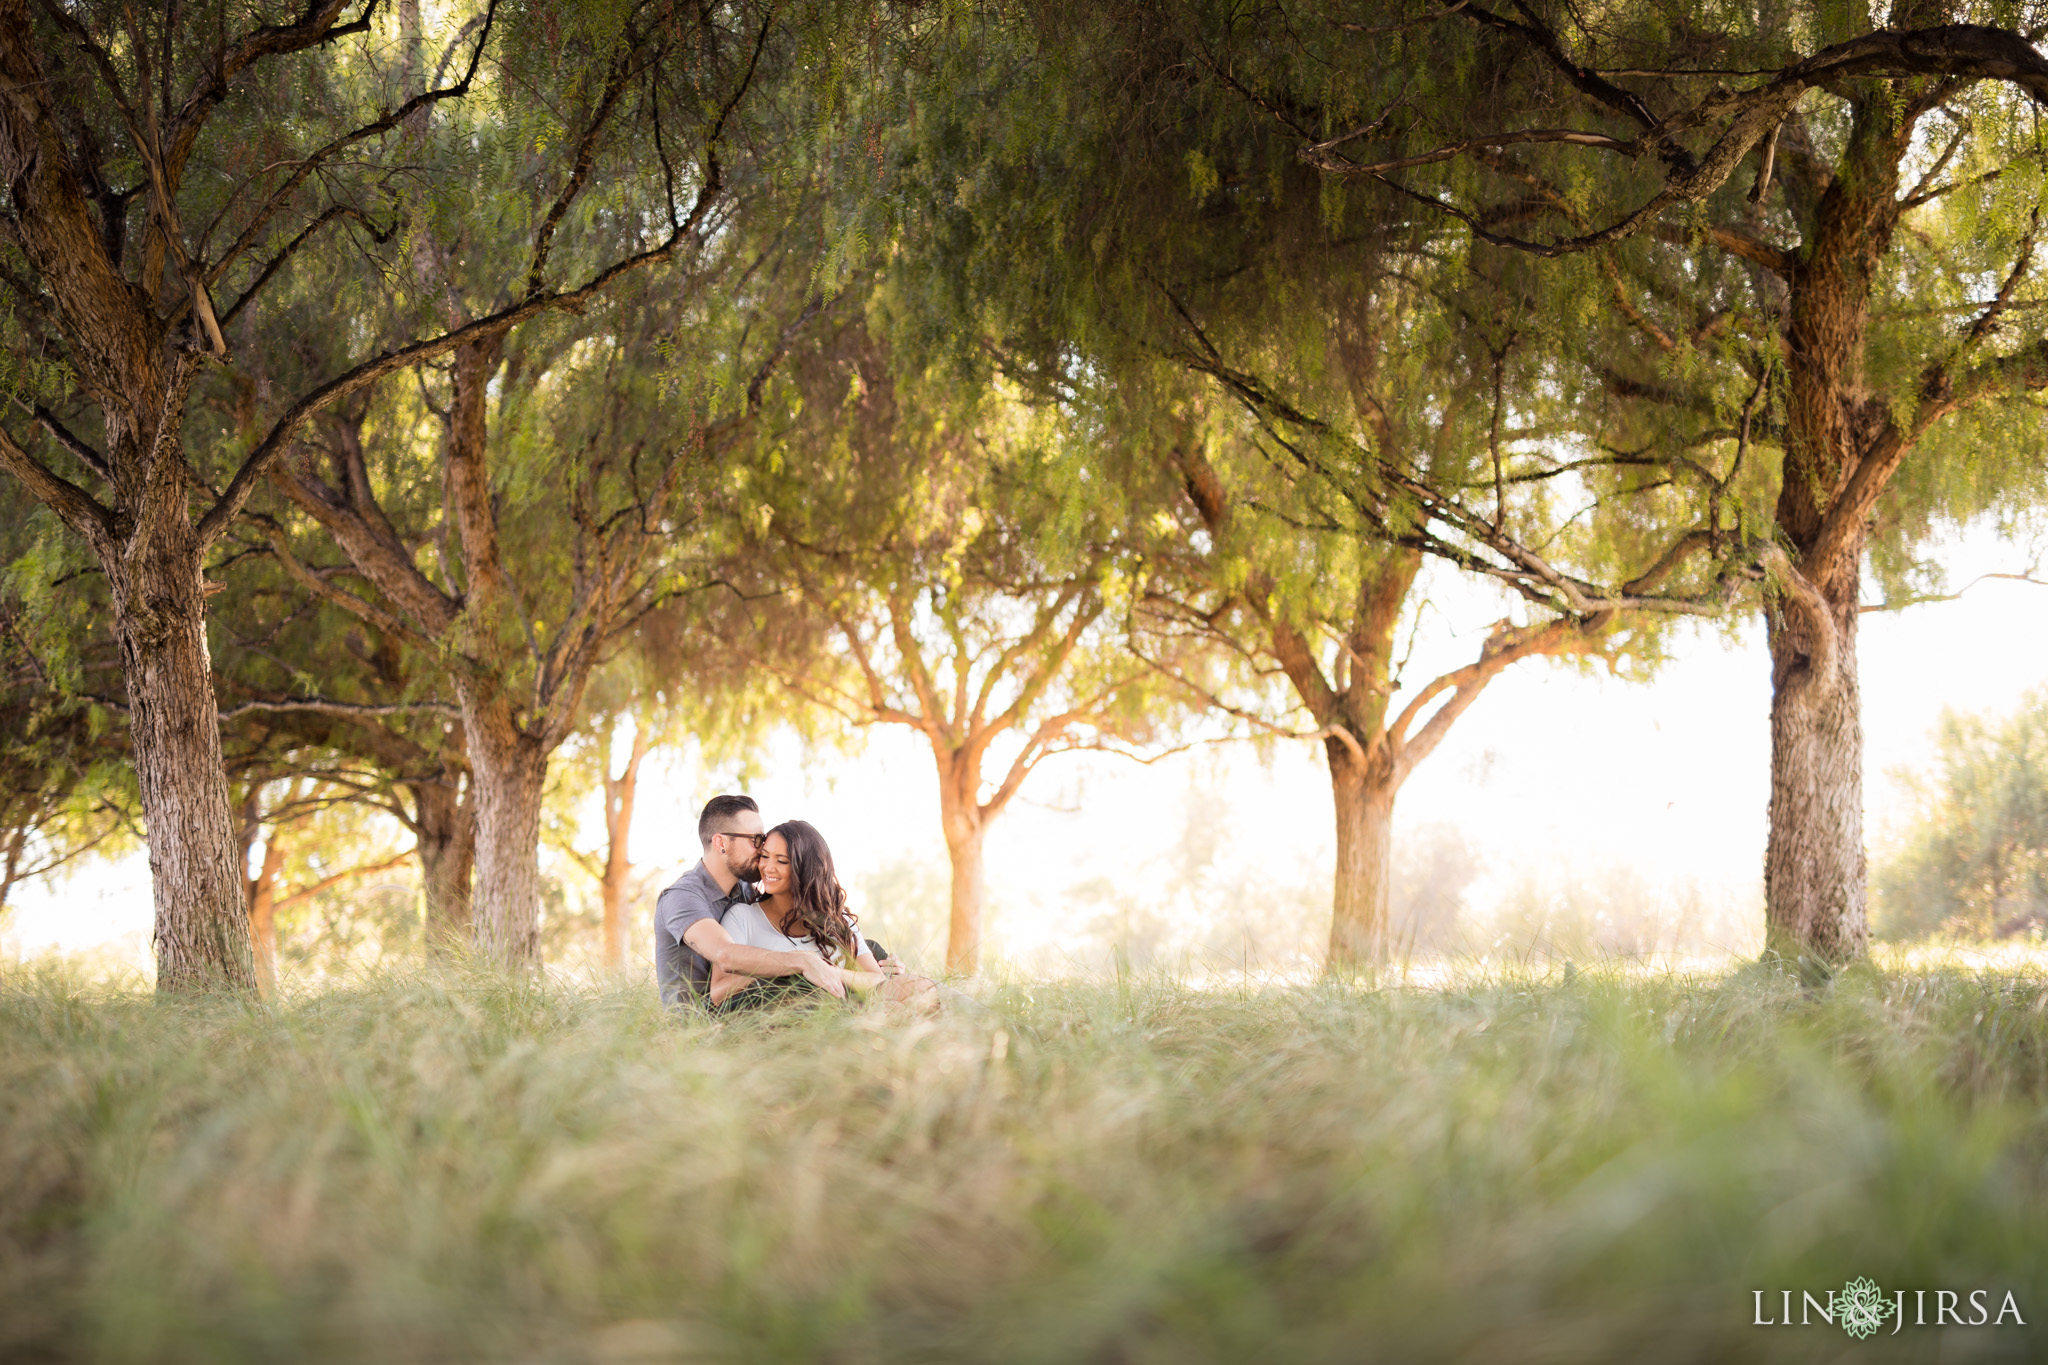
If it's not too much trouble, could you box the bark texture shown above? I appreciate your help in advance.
[1326,745,1397,968]
[0,1,262,991]
[1764,600,1866,960]
[463,694,551,968]
[1755,93,1904,965]
[113,518,256,992]
[411,774,476,951]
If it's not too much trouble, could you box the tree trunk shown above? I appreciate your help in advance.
[410,775,475,953]
[1762,571,1867,965]
[600,850,632,971]
[0,823,26,913]
[943,821,987,975]
[934,758,989,974]
[600,722,650,972]
[246,836,285,998]
[1759,99,1898,967]
[462,694,550,969]
[110,538,256,993]
[1325,739,1397,971]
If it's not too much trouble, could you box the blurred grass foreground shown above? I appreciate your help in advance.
[3,958,2045,1364]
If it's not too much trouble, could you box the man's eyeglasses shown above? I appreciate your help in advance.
[717,831,767,849]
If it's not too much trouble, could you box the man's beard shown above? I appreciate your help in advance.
[734,860,763,884]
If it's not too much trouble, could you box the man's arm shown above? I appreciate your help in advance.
[683,917,847,998]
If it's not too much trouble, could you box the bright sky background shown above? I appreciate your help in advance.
[7,519,2045,977]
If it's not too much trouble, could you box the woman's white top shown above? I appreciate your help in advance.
[720,900,858,966]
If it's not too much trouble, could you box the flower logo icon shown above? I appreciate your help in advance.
[1838,1277,1894,1340]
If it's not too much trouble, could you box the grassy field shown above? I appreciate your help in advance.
[2,956,2044,1364]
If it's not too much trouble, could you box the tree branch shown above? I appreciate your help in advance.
[197,192,714,549]
[202,0,495,290]
[162,0,372,185]
[0,420,114,547]
[28,403,110,481]
[220,696,460,721]
[1458,3,1663,132]
[1389,617,1601,783]
[255,519,449,659]
[1337,24,2048,257]
[524,44,636,298]
[1708,224,1793,275]
[270,849,412,914]
[217,203,391,329]
[1860,569,2048,613]
[1757,542,1838,679]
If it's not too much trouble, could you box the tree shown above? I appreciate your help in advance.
[1876,688,2048,940]
[866,2,1738,965]
[546,573,782,971]
[0,0,773,988]
[1149,446,1613,968]
[234,771,410,995]
[721,317,1199,972]
[547,702,658,972]
[255,287,816,968]
[596,717,652,972]
[203,495,480,948]
[1242,0,2048,963]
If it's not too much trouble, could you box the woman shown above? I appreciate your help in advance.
[710,820,938,1011]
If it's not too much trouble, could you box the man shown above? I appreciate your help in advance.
[655,794,848,1006]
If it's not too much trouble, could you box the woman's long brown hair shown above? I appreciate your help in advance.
[766,820,859,964]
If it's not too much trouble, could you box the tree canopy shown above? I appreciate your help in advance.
[6,0,2047,982]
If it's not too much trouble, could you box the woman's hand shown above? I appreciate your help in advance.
[851,946,935,1009]
[838,968,889,995]
[855,947,904,979]
[792,952,848,999]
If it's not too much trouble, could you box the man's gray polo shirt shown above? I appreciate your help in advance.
[655,861,759,1004]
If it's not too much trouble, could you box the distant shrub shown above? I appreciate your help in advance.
[1876,688,2048,940]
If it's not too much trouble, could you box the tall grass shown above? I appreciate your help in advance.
[2,958,2043,1363]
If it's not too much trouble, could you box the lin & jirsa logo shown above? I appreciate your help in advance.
[1753,1278,2027,1338]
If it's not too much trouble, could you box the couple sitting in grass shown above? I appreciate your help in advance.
[655,794,939,1013]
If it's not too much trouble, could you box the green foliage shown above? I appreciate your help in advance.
[855,0,2048,644]
[1877,689,2048,941]
[717,301,1207,778]
[856,852,953,965]
[2,962,2046,1359]
[0,514,135,904]
[14,0,2048,969]
[264,799,421,975]
[854,0,1738,751]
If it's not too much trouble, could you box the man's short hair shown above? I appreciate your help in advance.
[698,794,760,848]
